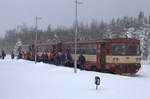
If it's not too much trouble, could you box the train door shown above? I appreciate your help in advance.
[97,44,101,70]
[100,43,106,72]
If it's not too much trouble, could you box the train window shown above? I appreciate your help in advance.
[39,47,43,52]
[66,46,71,53]
[87,44,97,54]
[92,45,97,54]
[111,43,126,55]
[44,48,49,53]
[127,43,140,55]
[57,45,62,52]
[77,45,81,54]
[71,46,75,54]
[80,45,87,54]
[87,45,92,54]
[52,45,56,50]
[70,45,87,54]
[69,44,96,54]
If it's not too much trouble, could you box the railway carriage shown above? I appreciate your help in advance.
[20,38,141,75]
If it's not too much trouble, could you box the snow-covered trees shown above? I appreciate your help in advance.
[0,12,150,60]
[13,39,22,56]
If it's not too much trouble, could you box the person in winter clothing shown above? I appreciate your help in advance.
[58,52,62,65]
[11,52,15,59]
[65,52,72,66]
[40,52,45,62]
[45,53,48,63]
[27,51,30,60]
[17,53,21,60]
[60,52,66,66]
[48,50,53,63]
[78,53,86,70]
[30,52,34,61]
[54,52,60,65]
[1,50,6,59]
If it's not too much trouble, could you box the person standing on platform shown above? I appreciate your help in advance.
[78,53,86,70]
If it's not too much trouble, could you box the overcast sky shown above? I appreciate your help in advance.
[0,0,150,36]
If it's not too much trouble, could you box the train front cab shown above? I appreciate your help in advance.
[104,38,141,75]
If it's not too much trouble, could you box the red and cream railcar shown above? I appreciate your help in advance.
[104,38,141,75]
[60,38,141,75]
[21,43,55,61]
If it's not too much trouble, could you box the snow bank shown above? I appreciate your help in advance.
[0,56,150,99]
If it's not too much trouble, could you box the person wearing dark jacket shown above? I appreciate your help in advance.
[40,52,45,62]
[45,53,48,63]
[65,52,72,66]
[11,52,15,59]
[54,52,60,65]
[78,53,86,70]
[60,52,65,66]
[1,50,6,59]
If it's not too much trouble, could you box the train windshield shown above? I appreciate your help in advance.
[127,43,140,55]
[111,43,126,55]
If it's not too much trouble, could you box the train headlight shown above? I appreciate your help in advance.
[136,58,138,62]
[136,58,141,62]
[113,58,119,63]
[116,58,119,62]
[113,58,116,62]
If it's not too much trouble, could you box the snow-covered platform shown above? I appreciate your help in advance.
[0,56,150,99]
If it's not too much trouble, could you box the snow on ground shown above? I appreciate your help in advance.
[0,56,150,99]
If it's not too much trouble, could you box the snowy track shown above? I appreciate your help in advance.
[0,56,150,99]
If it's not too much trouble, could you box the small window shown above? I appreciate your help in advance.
[111,43,126,55]
[80,45,87,54]
[87,44,97,54]
[66,46,71,53]
[71,46,75,54]
[127,43,140,55]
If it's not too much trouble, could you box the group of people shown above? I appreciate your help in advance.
[10,51,21,60]
[19,50,86,70]
[53,51,72,66]
[40,51,86,70]
[38,51,73,66]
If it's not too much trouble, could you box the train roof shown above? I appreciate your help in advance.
[21,42,56,47]
[62,40,107,44]
[21,38,140,47]
[62,38,140,44]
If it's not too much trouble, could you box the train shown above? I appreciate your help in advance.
[20,38,141,75]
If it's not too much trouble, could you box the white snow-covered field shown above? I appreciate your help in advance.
[0,56,150,99]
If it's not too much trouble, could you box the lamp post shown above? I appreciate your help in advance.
[74,0,83,73]
[16,25,23,40]
[35,16,42,64]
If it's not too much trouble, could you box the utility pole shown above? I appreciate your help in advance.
[74,0,83,73]
[35,16,42,64]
